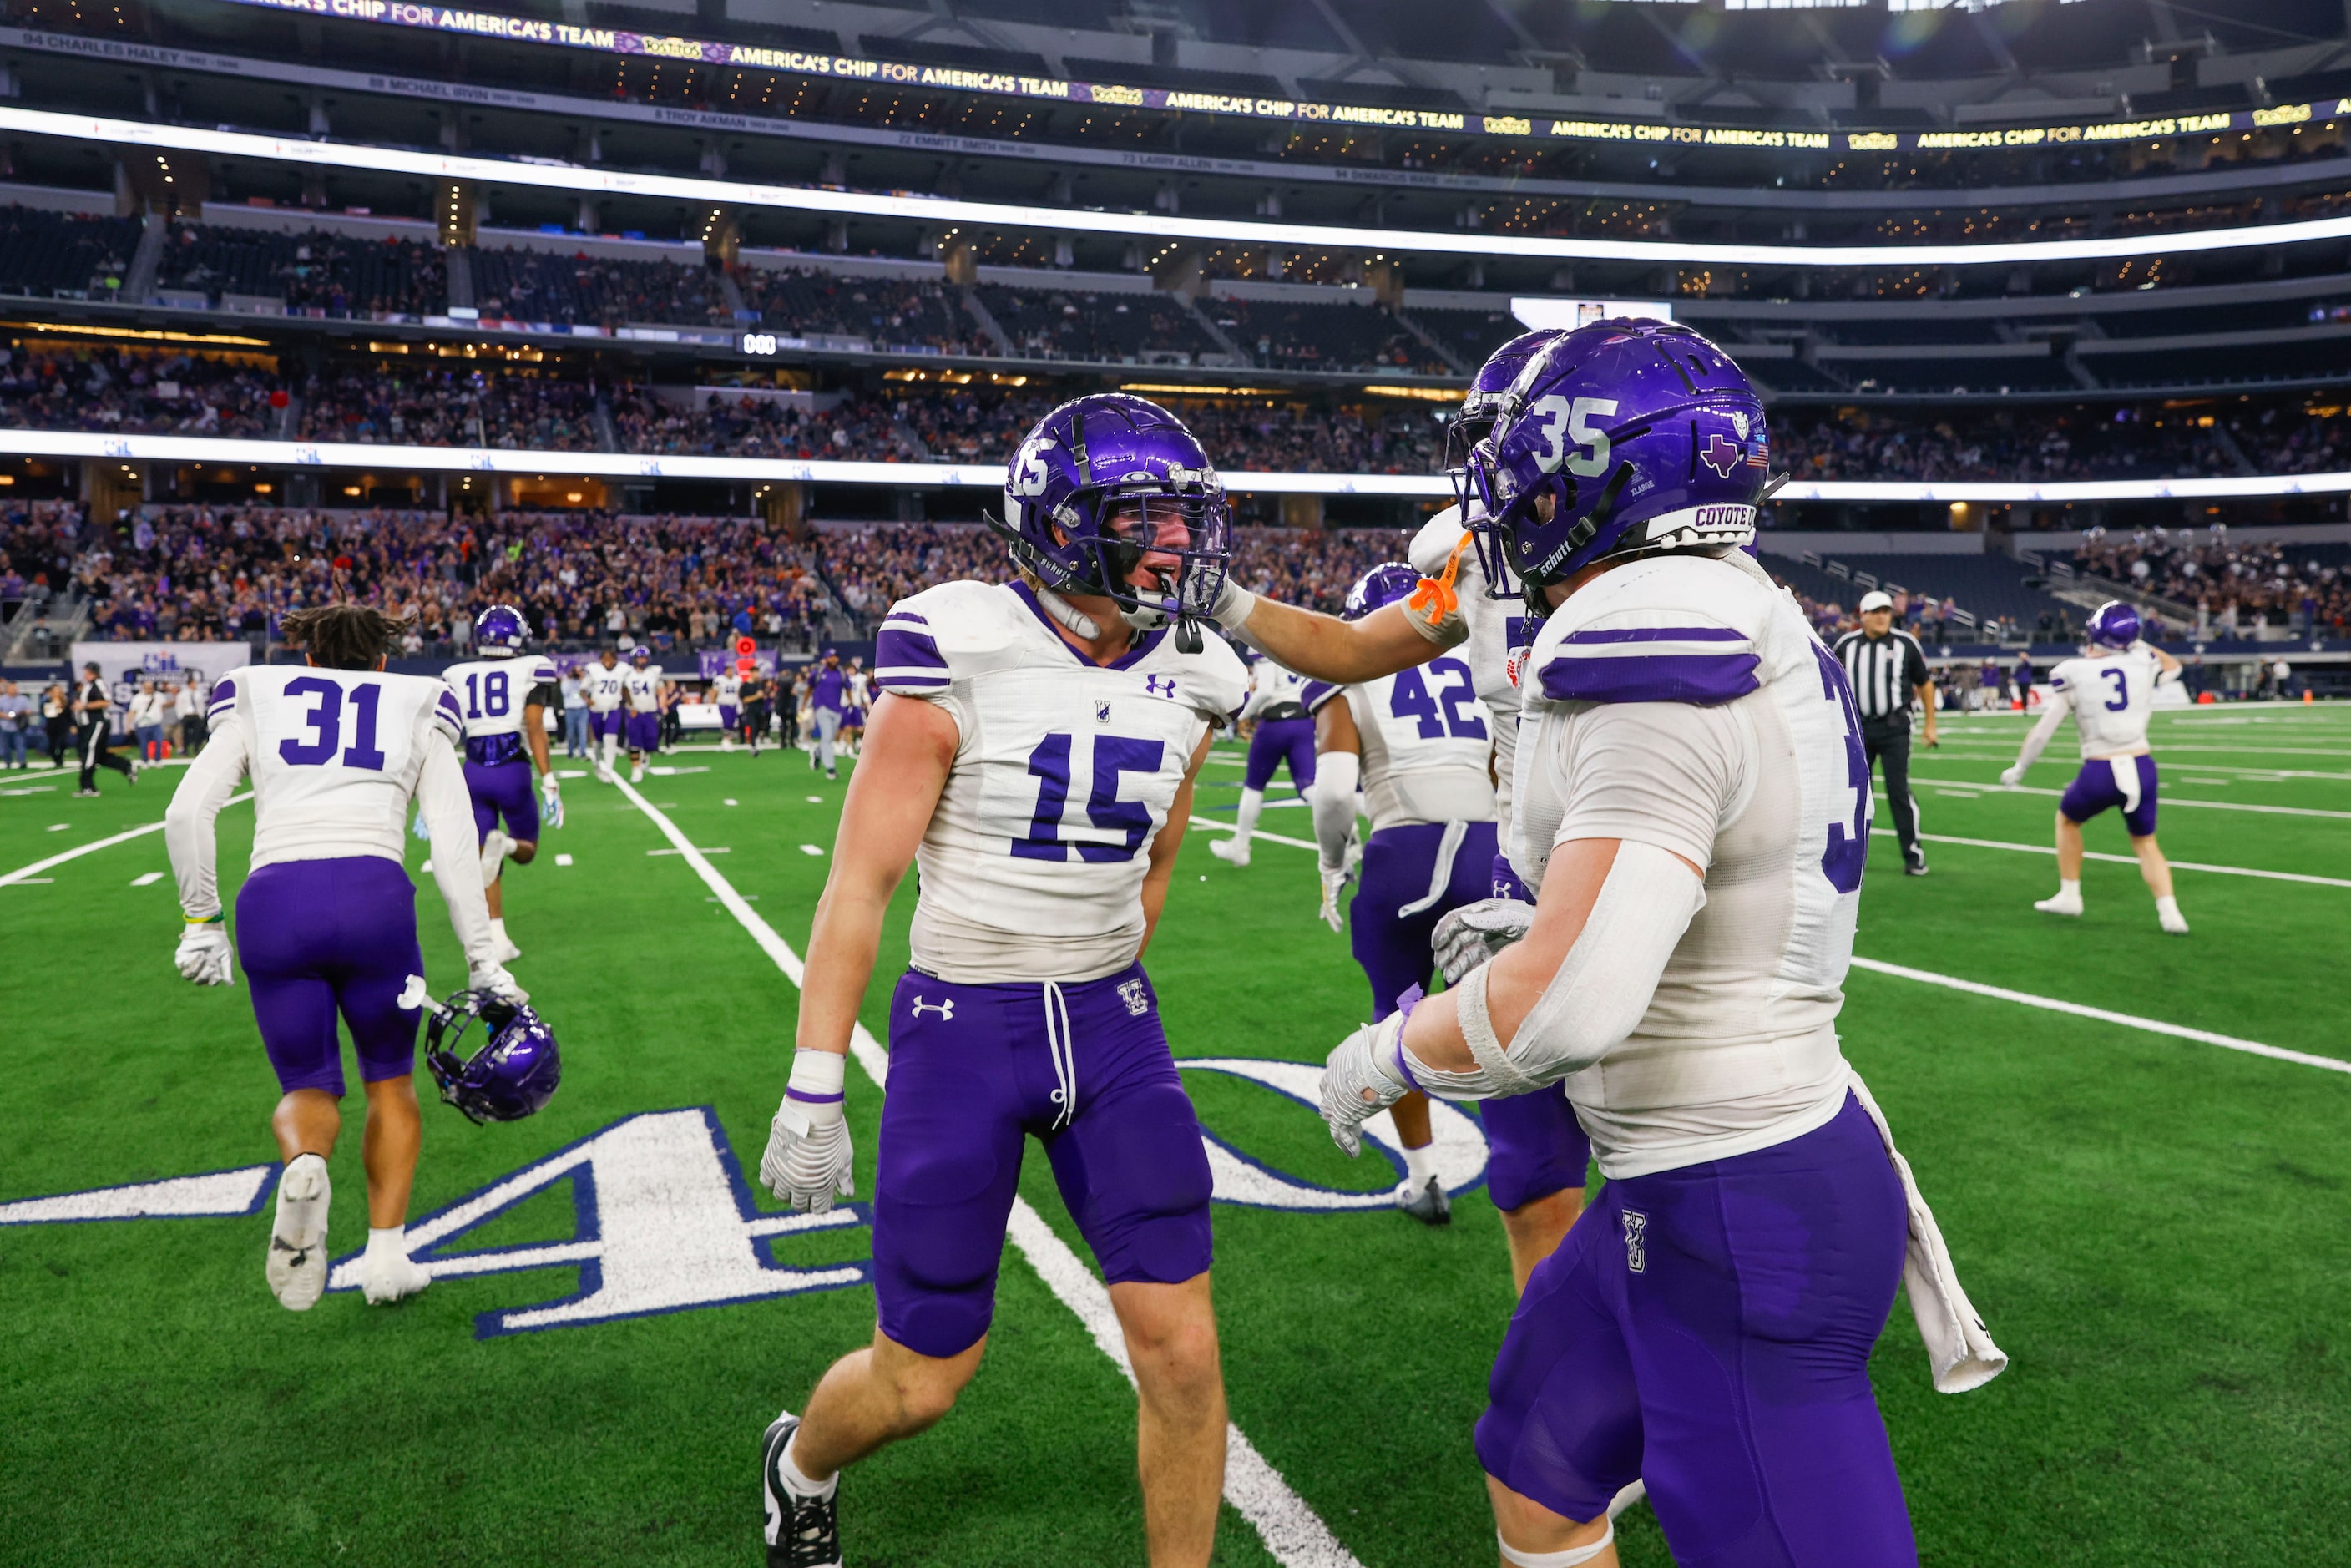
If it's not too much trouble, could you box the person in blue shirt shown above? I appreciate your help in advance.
[806,650,847,781]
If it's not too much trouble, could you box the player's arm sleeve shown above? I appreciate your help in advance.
[1308,751,1359,873]
[417,741,496,972]
[2011,682,2071,772]
[163,710,250,922]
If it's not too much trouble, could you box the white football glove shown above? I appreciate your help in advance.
[762,1093,856,1214]
[468,961,529,1004]
[541,773,564,830]
[1318,866,1349,933]
[1999,766,2024,788]
[1318,1012,1411,1157]
[1432,898,1535,985]
[174,922,234,986]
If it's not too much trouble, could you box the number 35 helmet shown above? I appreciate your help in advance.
[990,392,1232,636]
[424,989,563,1125]
[1466,320,1772,616]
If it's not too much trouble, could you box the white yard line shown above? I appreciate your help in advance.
[1907,776,2351,820]
[1871,827,2351,888]
[0,793,250,888]
[609,775,1363,1568]
[1193,819,1324,854]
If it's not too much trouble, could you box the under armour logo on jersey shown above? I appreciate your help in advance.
[1621,1208,1649,1273]
[1117,979,1150,1017]
[1144,675,1178,700]
[1095,700,1112,724]
[1700,432,1742,478]
[909,996,954,1022]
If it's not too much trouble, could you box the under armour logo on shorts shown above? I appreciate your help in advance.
[1620,1209,1649,1274]
[910,995,954,1022]
[1144,675,1178,699]
[1116,979,1150,1017]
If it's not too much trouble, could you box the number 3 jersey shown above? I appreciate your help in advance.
[1509,549,1866,1179]
[442,655,559,766]
[2046,645,2162,756]
[1299,661,1495,833]
[875,579,1247,984]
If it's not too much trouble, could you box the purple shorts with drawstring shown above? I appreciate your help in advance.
[465,759,540,846]
[872,962,1213,1359]
[625,711,660,753]
[235,856,423,1095]
[588,709,624,741]
[1244,716,1317,792]
[2060,755,2159,837]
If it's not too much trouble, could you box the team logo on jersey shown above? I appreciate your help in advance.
[1117,979,1150,1017]
[1095,700,1112,724]
[1621,1208,1649,1273]
[1144,675,1178,700]
[1700,432,1743,478]
[910,996,954,1022]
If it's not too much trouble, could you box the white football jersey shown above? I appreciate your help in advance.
[1302,662,1495,834]
[200,664,463,869]
[1413,507,1534,856]
[874,579,1248,984]
[579,660,627,712]
[1511,549,1863,1180]
[2047,645,2162,757]
[712,673,742,706]
[1241,659,1312,722]
[623,665,663,712]
[442,655,559,766]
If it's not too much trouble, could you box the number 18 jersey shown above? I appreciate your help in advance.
[874,579,1247,984]
[442,655,559,766]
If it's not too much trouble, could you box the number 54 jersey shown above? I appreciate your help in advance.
[875,579,1247,984]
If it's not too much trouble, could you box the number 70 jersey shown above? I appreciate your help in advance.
[874,579,1247,984]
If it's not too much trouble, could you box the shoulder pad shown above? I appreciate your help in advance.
[1155,625,1250,725]
[529,658,559,684]
[430,682,466,746]
[1529,557,1768,706]
[1408,506,1469,579]
[206,668,246,720]
[873,580,1028,696]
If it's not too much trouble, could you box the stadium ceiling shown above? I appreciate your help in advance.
[14,104,2351,271]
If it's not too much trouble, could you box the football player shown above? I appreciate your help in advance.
[163,604,526,1313]
[622,645,663,783]
[441,604,562,964]
[757,394,1246,1568]
[579,648,628,782]
[2000,599,2188,932]
[1302,562,1499,1226]
[806,650,847,779]
[1318,323,2002,1568]
[1206,652,1315,869]
[713,665,745,752]
[840,655,870,757]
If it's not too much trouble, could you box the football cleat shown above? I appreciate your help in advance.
[2034,890,2084,918]
[629,764,645,783]
[1395,1175,1452,1227]
[1903,855,1929,878]
[265,1153,331,1312]
[358,1247,432,1306]
[1208,835,1249,867]
[762,1411,842,1568]
[2158,904,2191,935]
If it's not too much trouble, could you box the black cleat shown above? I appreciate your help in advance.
[1396,1175,1453,1227]
[1903,857,1929,877]
[762,1411,842,1568]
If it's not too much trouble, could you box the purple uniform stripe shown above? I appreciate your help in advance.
[1300,679,1342,713]
[1564,625,1748,645]
[875,624,948,671]
[208,678,237,707]
[882,609,929,626]
[1540,651,1761,705]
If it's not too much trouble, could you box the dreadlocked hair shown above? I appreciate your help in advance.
[279,605,412,670]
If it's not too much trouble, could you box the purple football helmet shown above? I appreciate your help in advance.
[1344,562,1421,622]
[988,392,1231,638]
[629,645,650,665]
[1446,328,1565,488]
[474,603,529,657]
[423,989,562,1125]
[2086,599,2141,649]
[1467,319,1770,617]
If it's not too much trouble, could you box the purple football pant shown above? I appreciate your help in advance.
[1244,716,1317,792]
[873,963,1214,1359]
[624,711,660,752]
[1492,852,1532,903]
[2060,754,2159,837]
[465,759,540,846]
[1479,1095,1914,1565]
[718,704,739,731]
[1356,822,1588,1208]
[587,709,624,741]
[235,856,424,1096]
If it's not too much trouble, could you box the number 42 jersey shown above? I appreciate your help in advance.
[875,579,1247,984]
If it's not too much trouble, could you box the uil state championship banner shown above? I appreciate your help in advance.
[72,642,255,723]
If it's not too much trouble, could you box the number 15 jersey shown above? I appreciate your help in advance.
[875,579,1246,984]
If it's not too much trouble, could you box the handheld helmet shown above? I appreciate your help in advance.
[629,645,650,665]
[1343,562,1422,622]
[1467,320,1771,619]
[474,603,529,658]
[422,989,562,1125]
[2086,599,2141,650]
[989,392,1232,639]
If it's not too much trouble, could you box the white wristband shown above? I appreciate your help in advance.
[786,1049,847,1105]
[1211,582,1259,632]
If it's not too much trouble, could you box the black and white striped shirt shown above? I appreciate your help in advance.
[1832,628,1929,727]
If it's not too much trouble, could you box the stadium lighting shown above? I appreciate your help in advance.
[10,427,2351,505]
[8,104,2351,270]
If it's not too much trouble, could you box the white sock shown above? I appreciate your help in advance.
[1232,787,1265,840]
[2156,895,2182,919]
[478,830,508,887]
[1401,1143,1434,1190]
[489,916,508,944]
[780,1433,838,1500]
[365,1223,407,1262]
[2057,878,2081,899]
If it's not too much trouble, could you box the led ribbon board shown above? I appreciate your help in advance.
[15,427,2351,504]
[6,103,2349,267]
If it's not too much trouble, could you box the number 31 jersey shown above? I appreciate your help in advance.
[1300,661,1495,833]
[2047,646,2162,757]
[442,655,559,766]
[875,579,1247,984]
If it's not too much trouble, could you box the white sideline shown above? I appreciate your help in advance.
[609,775,1364,1568]
[0,793,250,888]
[1847,958,2351,1077]
[1872,827,2351,888]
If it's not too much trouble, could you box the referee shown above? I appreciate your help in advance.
[1833,591,1936,876]
[70,661,138,797]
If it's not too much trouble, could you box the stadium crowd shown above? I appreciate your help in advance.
[2074,525,2351,633]
[0,348,285,438]
[299,370,603,451]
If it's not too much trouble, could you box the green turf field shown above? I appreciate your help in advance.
[5,703,2351,1566]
